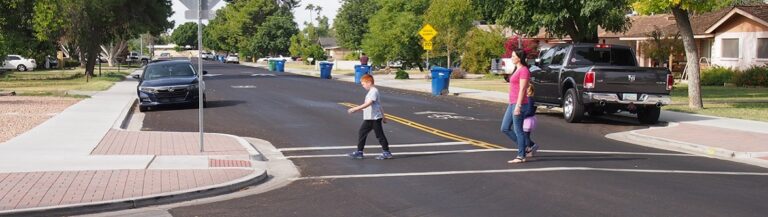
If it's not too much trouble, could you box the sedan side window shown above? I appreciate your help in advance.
[7,56,20,61]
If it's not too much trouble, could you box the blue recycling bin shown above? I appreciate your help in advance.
[319,62,333,79]
[275,59,286,72]
[354,65,372,84]
[430,66,452,96]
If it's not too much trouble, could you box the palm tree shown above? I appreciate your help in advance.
[305,4,315,25]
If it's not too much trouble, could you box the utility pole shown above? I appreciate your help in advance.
[197,0,205,152]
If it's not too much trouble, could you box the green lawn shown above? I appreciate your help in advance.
[666,84,768,121]
[0,69,128,97]
[452,78,768,122]
[451,75,509,93]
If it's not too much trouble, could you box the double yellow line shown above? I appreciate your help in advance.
[340,103,505,149]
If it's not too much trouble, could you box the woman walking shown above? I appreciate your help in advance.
[501,49,531,164]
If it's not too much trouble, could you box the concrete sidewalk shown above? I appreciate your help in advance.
[252,62,768,168]
[0,79,267,216]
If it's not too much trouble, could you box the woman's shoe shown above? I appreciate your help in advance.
[507,157,526,164]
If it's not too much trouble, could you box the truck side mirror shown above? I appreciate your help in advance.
[132,74,140,79]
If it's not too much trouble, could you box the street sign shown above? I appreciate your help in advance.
[422,41,433,51]
[181,0,221,20]
[419,24,438,41]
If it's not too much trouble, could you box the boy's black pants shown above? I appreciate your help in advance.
[357,119,389,152]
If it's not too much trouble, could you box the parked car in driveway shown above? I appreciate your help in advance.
[133,60,207,112]
[3,55,37,71]
[225,55,240,64]
[530,43,673,124]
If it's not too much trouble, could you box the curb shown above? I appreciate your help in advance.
[606,129,768,169]
[0,167,267,217]
[0,80,271,217]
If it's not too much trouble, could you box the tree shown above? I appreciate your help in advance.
[638,27,683,68]
[249,15,299,57]
[289,31,326,64]
[100,40,129,67]
[305,4,316,24]
[424,0,477,69]
[362,0,430,67]
[462,28,505,74]
[0,0,58,62]
[470,0,505,24]
[316,15,332,37]
[34,0,173,77]
[334,0,379,50]
[633,0,737,110]
[172,22,205,48]
[204,0,282,56]
[497,0,632,43]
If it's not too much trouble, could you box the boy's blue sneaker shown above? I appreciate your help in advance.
[348,151,364,159]
[375,151,393,160]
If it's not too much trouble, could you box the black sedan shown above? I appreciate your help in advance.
[133,60,207,112]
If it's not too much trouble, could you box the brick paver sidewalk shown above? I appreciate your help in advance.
[0,130,261,213]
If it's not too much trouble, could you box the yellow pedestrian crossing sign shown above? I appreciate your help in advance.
[422,41,433,51]
[419,24,438,41]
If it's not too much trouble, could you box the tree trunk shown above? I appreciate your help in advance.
[447,47,452,69]
[671,6,703,110]
[84,43,100,78]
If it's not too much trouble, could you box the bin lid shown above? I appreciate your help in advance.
[430,66,451,72]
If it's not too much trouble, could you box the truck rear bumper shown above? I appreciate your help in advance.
[583,92,671,106]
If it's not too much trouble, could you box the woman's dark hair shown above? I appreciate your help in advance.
[512,49,528,67]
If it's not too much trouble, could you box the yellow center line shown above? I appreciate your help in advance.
[340,102,505,149]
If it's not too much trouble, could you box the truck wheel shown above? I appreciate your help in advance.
[503,74,510,83]
[563,88,585,123]
[139,106,148,112]
[637,107,661,124]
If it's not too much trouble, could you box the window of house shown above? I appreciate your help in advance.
[758,38,768,59]
[721,38,739,58]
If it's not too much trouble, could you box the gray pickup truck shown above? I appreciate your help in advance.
[531,43,674,124]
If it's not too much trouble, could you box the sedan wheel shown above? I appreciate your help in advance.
[17,65,27,71]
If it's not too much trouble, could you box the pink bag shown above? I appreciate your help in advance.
[523,116,537,132]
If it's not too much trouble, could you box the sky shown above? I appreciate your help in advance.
[169,0,341,30]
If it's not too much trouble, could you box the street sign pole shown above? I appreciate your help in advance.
[198,0,205,152]
[419,24,438,71]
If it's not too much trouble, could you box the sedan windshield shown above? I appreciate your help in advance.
[143,63,196,80]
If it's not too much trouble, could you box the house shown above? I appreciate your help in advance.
[478,5,768,71]
[608,5,768,70]
[319,37,353,61]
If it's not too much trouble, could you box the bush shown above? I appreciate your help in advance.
[450,67,467,79]
[343,52,359,61]
[733,65,768,87]
[395,69,409,79]
[64,60,81,68]
[461,28,506,74]
[701,66,736,86]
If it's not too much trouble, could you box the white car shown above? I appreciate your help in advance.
[225,55,240,64]
[3,55,37,71]
[257,55,292,62]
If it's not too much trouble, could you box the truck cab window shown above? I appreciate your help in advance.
[539,48,557,65]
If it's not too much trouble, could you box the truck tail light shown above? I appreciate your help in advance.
[584,69,596,89]
[666,74,674,91]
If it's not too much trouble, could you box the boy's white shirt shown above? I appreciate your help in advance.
[362,87,383,120]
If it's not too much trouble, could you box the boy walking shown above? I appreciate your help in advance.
[347,74,393,160]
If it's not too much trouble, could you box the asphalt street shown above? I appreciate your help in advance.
[140,60,768,217]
